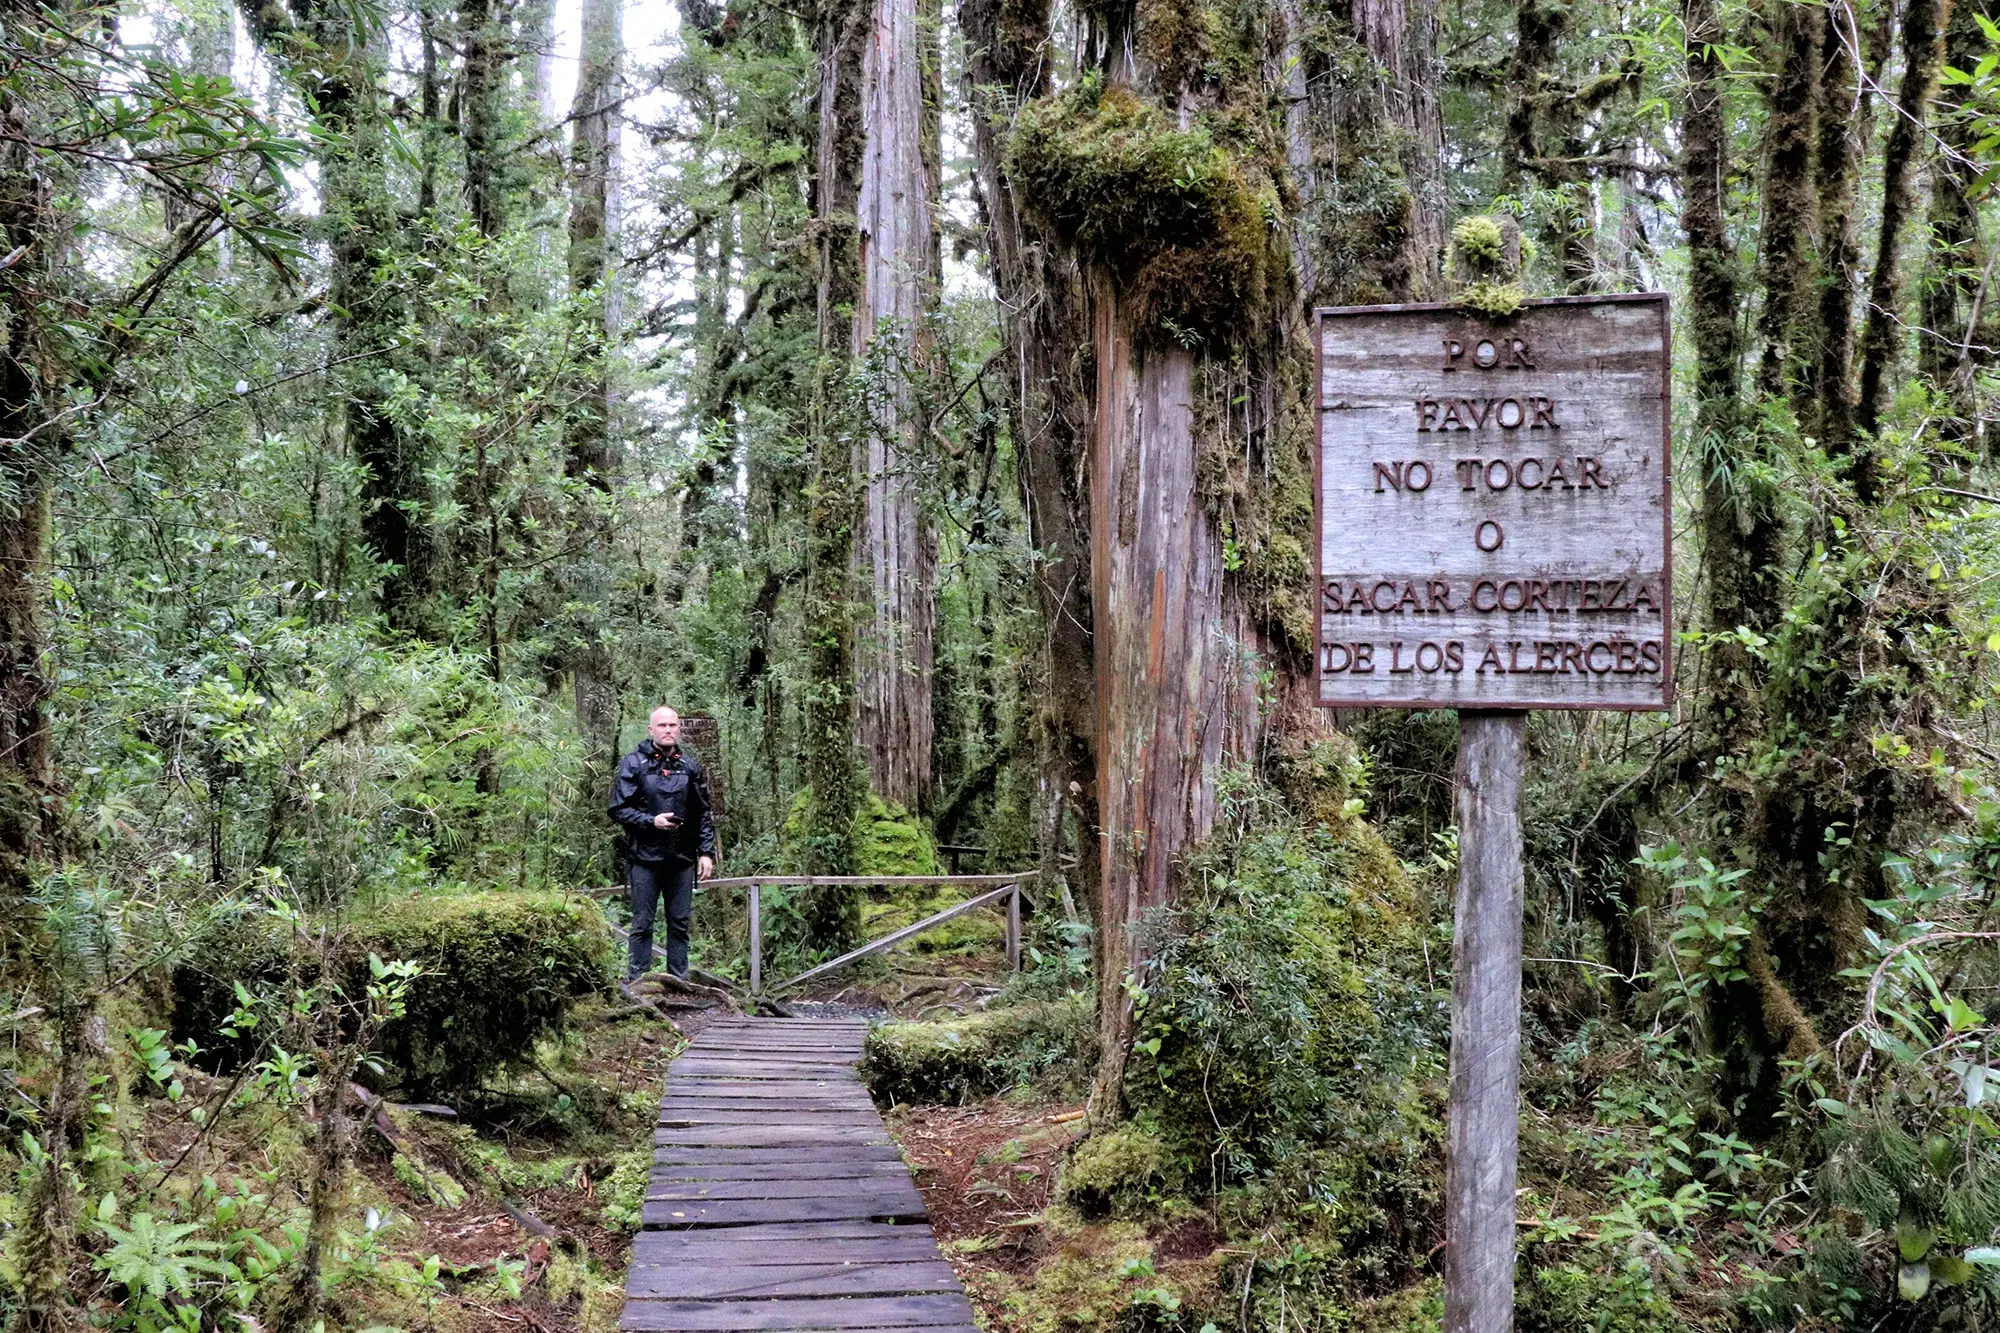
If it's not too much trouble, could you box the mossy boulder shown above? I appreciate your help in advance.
[860,994,1095,1104]
[173,889,613,1098]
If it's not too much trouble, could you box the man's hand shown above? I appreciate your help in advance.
[698,856,714,881]
[653,812,680,831]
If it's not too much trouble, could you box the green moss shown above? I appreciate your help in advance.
[851,793,938,876]
[1060,1126,1168,1219]
[1446,213,1528,317]
[1458,279,1526,317]
[391,1150,467,1209]
[860,994,1095,1104]
[1007,74,1286,347]
[1451,215,1506,265]
[172,889,613,1098]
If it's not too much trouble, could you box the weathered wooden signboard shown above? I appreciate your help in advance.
[1314,292,1671,1333]
[1315,294,1671,712]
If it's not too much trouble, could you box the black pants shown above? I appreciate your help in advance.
[628,859,695,980]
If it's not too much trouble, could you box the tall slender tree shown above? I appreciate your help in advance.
[850,0,940,811]
[567,0,625,779]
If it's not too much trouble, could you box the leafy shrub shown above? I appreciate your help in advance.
[172,889,613,1097]
[860,993,1095,1104]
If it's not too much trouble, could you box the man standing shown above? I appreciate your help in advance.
[609,706,717,983]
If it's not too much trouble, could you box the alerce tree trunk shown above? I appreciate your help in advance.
[567,0,624,782]
[850,0,938,810]
[1086,279,1260,1119]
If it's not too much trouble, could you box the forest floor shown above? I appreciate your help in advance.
[117,905,1029,1333]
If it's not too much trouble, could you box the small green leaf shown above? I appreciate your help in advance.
[1898,1219,1935,1262]
[1899,1262,1931,1301]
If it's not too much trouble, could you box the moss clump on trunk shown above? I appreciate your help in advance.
[1006,74,1285,347]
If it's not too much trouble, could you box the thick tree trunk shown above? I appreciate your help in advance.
[850,0,937,811]
[567,0,624,780]
[960,0,1099,911]
[1085,280,1258,1121]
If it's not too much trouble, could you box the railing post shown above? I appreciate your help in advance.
[1006,879,1021,971]
[748,883,762,996]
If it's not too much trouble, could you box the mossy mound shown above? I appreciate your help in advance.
[1007,74,1286,347]
[173,889,613,1098]
[1059,1125,1169,1219]
[860,993,1095,1104]
[851,793,938,876]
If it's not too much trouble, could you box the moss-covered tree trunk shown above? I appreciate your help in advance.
[566,0,624,784]
[1853,0,1950,485]
[802,0,869,942]
[960,0,1100,917]
[850,0,939,813]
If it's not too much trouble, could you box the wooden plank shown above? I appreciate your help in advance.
[635,1222,934,1246]
[626,1262,960,1300]
[700,873,1030,889]
[655,1130,894,1151]
[647,1176,925,1203]
[642,1194,927,1226]
[769,884,1017,994]
[634,1239,945,1266]
[671,1059,863,1074]
[619,1294,977,1330]
[1445,711,1526,1333]
[652,1146,907,1166]
[652,1161,914,1182]
[660,1104,880,1112]
[661,1104,878,1119]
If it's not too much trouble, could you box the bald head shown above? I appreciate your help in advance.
[649,707,682,748]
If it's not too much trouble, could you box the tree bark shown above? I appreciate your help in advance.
[566,0,624,781]
[1087,291,1246,1119]
[1853,0,1951,481]
[1808,2,1863,454]
[801,0,870,941]
[850,0,938,811]
[1754,0,1820,404]
[960,0,1099,917]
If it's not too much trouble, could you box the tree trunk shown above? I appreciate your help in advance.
[1808,2,1863,454]
[1753,0,1819,405]
[1853,0,1950,482]
[801,0,870,941]
[567,0,624,782]
[850,0,937,811]
[1086,282,1257,1119]
[960,0,1099,916]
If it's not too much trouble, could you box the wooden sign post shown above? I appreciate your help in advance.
[1314,295,1671,1332]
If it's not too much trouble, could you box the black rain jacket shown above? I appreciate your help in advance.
[608,740,718,865]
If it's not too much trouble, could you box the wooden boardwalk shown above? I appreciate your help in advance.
[622,1017,976,1332]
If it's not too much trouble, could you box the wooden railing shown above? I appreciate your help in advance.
[596,872,1036,996]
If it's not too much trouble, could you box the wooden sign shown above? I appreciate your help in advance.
[1315,294,1671,711]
